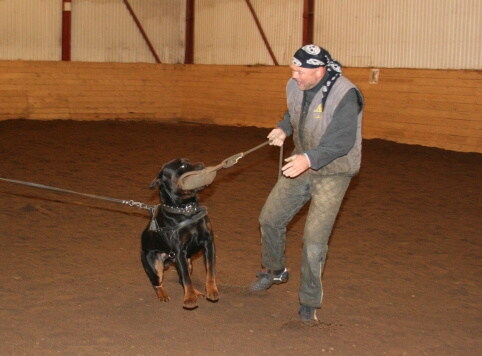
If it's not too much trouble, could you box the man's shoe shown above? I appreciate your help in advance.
[299,305,318,324]
[248,268,289,291]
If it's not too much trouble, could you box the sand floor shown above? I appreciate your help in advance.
[1,119,481,355]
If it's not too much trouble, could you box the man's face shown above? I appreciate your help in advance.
[290,64,326,91]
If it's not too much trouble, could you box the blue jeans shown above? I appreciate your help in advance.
[259,172,351,308]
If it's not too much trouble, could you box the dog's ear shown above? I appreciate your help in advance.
[149,177,159,190]
[149,168,163,189]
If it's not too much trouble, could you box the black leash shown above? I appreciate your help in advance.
[0,176,158,213]
[0,141,284,212]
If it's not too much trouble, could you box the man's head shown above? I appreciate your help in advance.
[290,44,341,91]
[290,65,326,91]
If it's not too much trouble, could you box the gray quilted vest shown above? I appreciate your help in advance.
[287,76,363,176]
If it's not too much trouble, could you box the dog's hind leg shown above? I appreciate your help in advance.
[141,251,170,302]
[154,257,170,302]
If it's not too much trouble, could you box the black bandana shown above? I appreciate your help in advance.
[292,44,343,105]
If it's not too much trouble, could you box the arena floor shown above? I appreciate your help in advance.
[1,119,481,355]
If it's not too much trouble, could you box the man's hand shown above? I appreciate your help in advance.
[267,128,286,146]
[282,154,309,178]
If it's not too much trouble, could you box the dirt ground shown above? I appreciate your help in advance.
[0,119,481,356]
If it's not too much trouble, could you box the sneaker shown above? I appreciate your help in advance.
[299,305,318,324]
[248,268,289,291]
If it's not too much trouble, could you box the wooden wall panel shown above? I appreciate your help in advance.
[180,65,289,127]
[345,68,482,153]
[0,61,183,122]
[0,61,480,153]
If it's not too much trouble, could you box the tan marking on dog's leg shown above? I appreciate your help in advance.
[188,258,193,276]
[205,260,219,302]
[154,259,170,302]
[183,284,202,309]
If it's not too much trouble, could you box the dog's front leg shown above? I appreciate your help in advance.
[204,240,219,302]
[177,251,204,309]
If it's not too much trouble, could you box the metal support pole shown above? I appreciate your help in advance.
[303,0,314,45]
[61,0,72,61]
[185,0,195,64]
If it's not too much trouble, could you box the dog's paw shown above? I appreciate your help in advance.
[206,287,219,302]
[156,286,171,302]
[182,297,199,310]
[183,289,204,309]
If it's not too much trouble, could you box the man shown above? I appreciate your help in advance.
[249,44,364,324]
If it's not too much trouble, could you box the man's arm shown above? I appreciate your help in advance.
[277,110,294,137]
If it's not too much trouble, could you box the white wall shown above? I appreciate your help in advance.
[194,0,302,65]
[315,0,482,69]
[0,0,62,61]
[72,0,185,63]
[0,0,480,69]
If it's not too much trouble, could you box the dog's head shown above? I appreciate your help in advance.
[149,158,206,204]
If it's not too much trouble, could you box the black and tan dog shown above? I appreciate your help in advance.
[141,158,219,309]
